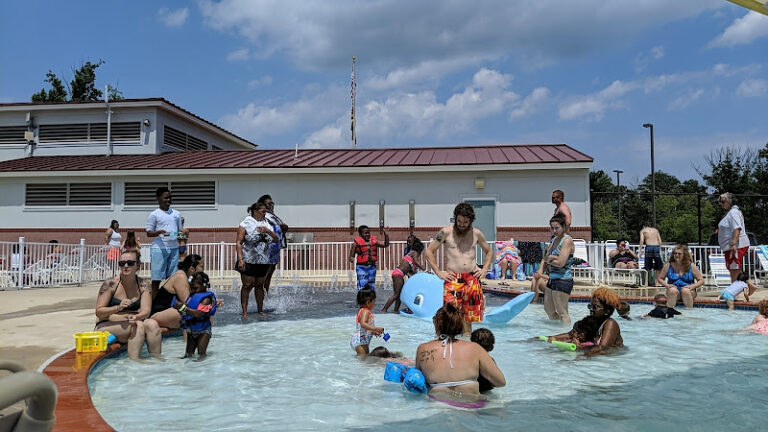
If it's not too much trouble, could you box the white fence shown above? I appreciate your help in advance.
[0,237,763,289]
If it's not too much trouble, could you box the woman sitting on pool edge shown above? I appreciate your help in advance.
[656,244,704,308]
[94,249,162,359]
[149,254,204,329]
[415,303,505,397]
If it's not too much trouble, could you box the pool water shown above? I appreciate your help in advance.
[88,288,768,431]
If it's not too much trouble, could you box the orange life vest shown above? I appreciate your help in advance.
[354,236,378,265]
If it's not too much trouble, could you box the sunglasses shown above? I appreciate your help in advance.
[588,303,605,311]
[118,260,137,267]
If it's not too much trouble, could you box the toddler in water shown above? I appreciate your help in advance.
[716,271,757,310]
[350,287,384,356]
[642,294,681,319]
[546,317,598,348]
[471,328,497,392]
[173,272,217,359]
[748,299,768,334]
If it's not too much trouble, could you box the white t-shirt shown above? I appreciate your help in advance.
[146,208,183,249]
[718,206,749,251]
[725,280,748,297]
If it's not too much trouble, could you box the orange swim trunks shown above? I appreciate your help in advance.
[443,273,485,322]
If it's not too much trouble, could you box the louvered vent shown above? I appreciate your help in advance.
[26,183,111,206]
[124,181,215,206]
[38,122,140,143]
[0,126,28,145]
[163,125,209,151]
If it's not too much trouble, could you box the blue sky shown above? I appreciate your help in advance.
[1,1,766,186]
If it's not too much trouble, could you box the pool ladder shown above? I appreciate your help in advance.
[0,359,56,432]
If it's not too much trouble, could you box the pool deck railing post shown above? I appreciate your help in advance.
[17,236,25,289]
[77,238,85,285]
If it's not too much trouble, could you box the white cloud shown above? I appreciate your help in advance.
[633,46,665,72]
[247,76,273,88]
[667,89,705,111]
[199,0,721,73]
[709,11,768,47]
[559,80,638,121]
[510,87,550,120]
[157,7,189,28]
[364,57,486,92]
[226,48,250,61]
[736,78,768,97]
[304,125,344,148]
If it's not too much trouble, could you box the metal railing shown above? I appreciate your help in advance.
[0,237,762,289]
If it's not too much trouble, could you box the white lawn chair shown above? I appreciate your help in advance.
[570,239,600,285]
[707,253,731,288]
[754,246,768,285]
[603,240,647,287]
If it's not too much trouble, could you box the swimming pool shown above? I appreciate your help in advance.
[88,288,768,431]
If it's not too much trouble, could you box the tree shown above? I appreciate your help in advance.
[31,71,68,102]
[30,60,122,102]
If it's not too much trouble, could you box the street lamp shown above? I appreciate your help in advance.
[613,169,623,237]
[642,123,656,227]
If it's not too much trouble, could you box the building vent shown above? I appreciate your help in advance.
[124,181,215,206]
[163,126,209,151]
[0,126,29,145]
[38,122,140,143]
[25,183,111,206]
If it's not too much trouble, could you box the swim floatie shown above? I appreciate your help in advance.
[383,362,428,394]
[538,336,577,351]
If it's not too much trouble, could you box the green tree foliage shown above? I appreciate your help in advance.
[31,71,68,102]
[591,170,715,245]
[31,60,122,102]
[698,145,768,244]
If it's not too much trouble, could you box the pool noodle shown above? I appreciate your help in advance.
[538,336,577,351]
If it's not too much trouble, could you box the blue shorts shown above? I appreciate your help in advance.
[644,246,664,271]
[356,264,377,290]
[720,289,735,301]
[150,246,179,281]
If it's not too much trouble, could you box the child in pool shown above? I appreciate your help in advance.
[545,316,599,348]
[350,287,384,356]
[748,299,768,334]
[716,271,758,310]
[471,328,497,392]
[173,272,217,359]
[642,293,681,319]
[381,238,425,313]
[617,301,632,320]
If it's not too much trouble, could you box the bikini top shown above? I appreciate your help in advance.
[428,335,477,388]
[110,276,142,311]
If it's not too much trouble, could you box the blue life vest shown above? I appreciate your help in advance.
[181,292,217,332]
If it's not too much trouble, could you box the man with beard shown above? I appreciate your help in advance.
[552,189,571,230]
[424,203,494,336]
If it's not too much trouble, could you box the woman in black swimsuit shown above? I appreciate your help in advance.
[149,254,203,329]
[94,250,161,359]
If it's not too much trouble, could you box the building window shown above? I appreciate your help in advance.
[0,126,29,145]
[163,126,209,151]
[25,183,111,206]
[38,122,140,143]
[124,181,216,206]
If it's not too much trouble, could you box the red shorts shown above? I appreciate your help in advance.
[107,247,120,260]
[725,247,748,270]
[443,273,484,322]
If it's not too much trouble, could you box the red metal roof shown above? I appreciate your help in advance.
[0,144,592,172]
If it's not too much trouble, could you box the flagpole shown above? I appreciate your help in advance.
[351,56,357,148]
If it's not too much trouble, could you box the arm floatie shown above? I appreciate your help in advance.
[383,362,428,394]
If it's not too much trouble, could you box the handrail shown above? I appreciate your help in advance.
[0,359,57,432]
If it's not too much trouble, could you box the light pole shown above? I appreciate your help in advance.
[613,169,623,237]
[643,123,656,227]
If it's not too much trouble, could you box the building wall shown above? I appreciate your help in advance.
[0,167,592,243]
[155,110,248,151]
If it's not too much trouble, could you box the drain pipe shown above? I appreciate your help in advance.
[105,85,112,156]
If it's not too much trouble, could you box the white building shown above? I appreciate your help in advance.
[0,100,593,245]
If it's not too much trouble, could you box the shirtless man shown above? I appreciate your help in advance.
[639,225,663,287]
[552,190,571,229]
[424,203,494,337]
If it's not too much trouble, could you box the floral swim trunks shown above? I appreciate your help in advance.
[443,273,485,322]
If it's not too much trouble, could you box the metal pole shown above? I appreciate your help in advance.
[613,169,623,238]
[78,238,85,285]
[17,237,24,289]
[643,123,656,227]
[697,194,702,245]
[105,85,112,156]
